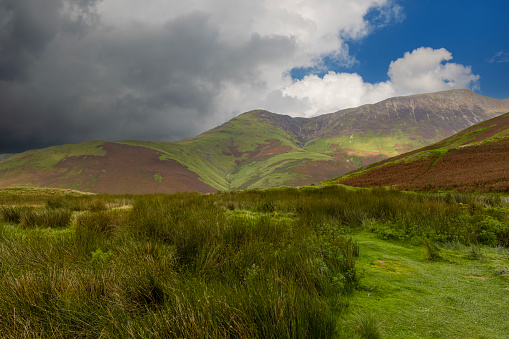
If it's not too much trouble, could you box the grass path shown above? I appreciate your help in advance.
[346,233,509,338]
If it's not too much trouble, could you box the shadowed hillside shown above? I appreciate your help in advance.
[1,89,509,193]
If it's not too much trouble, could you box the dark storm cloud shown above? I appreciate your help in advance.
[0,0,61,81]
[0,0,299,153]
[2,0,424,154]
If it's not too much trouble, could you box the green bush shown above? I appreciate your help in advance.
[422,237,441,261]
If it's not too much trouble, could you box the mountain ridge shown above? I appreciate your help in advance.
[1,89,509,194]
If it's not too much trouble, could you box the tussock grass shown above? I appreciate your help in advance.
[20,208,72,229]
[0,185,508,337]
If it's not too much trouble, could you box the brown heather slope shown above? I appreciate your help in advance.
[332,112,509,193]
[0,143,216,194]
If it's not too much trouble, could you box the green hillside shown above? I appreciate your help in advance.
[329,111,509,192]
[1,90,509,193]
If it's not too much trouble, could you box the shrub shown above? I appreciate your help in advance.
[351,313,382,339]
[422,237,441,261]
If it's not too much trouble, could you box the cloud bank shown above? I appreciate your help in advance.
[282,47,480,116]
[0,0,479,152]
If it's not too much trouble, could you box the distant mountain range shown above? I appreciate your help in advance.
[1,89,508,194]
[330,110,509,193]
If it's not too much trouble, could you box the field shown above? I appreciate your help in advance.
[0,186,508,338]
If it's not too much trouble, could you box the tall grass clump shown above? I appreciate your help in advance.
[20,208,72,228]
[75,210,124,236]
[422,237,441,261]
[350,313,382,339]
[46,196,108,212]
[0,205,31,223]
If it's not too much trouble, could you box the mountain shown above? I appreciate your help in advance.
[1,89,509,194]
[329,111,509,193]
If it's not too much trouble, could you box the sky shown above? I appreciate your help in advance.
[0,0,508,153]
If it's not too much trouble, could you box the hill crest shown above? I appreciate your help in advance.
[331,110,509,192]
[1,89,509,193]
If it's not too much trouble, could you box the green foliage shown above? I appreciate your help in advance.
[351,313,382,339]
[422,237,441,261]
[153,172,163,183]
[1,186,508,337]
[90,248,112,266]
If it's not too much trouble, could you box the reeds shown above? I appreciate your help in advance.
[0,185,507,337]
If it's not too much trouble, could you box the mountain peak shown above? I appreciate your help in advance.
[2,90,509,193]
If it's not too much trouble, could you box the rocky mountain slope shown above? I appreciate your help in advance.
[1,89,508,193]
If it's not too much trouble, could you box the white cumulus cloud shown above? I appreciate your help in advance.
[281,47,480,116]
[388,47,480,95]
[282,72,394,116]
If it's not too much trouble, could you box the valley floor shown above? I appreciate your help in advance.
[346,233,509,338]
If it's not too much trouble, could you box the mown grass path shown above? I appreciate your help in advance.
[348,232,509,338]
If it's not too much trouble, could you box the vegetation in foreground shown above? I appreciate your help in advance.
[0,186,508,338]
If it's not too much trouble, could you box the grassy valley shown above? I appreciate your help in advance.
[1,186,508,338]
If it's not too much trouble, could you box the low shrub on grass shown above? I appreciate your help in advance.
[351,313,382,339]
[422,237,441,261]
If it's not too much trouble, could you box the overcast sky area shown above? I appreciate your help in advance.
[1,0,508,153]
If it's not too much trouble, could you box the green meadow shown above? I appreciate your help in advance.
[0,186,508,338]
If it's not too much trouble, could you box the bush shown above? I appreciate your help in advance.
[422,237,441,261]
